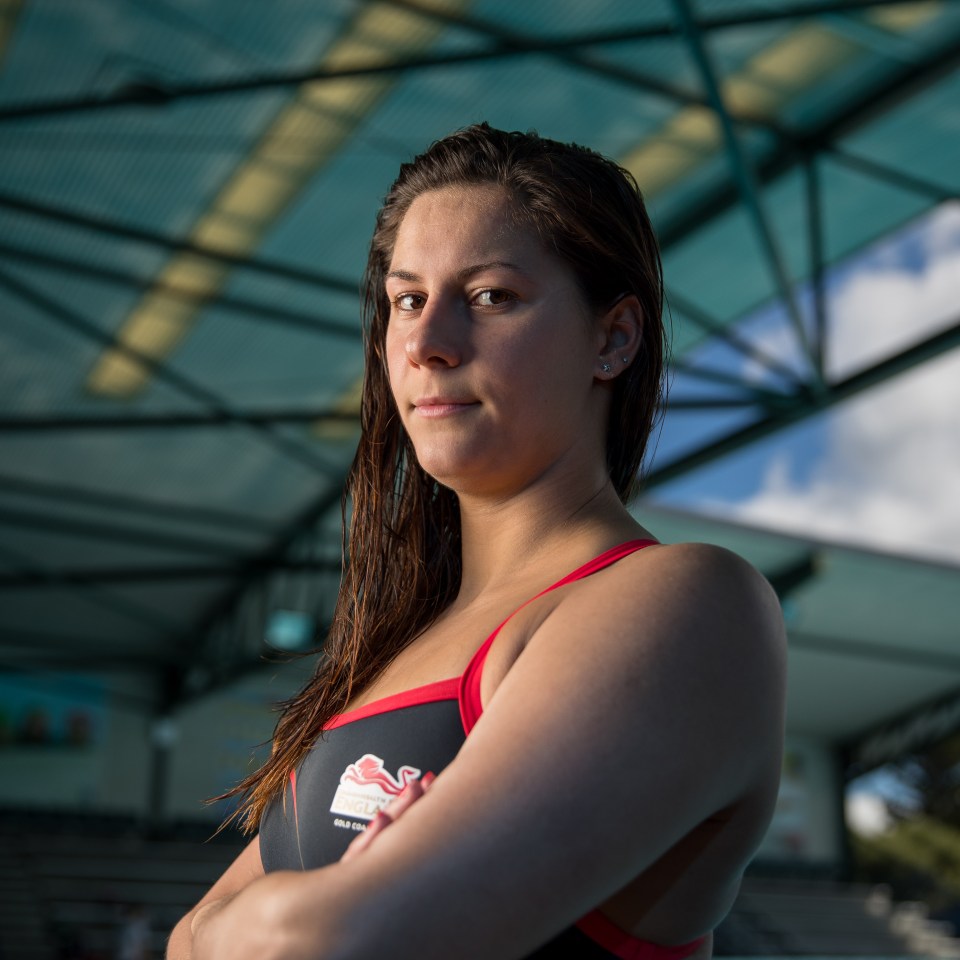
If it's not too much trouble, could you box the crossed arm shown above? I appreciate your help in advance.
[173,543,786,960]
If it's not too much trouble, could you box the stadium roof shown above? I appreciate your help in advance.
[1,0,958,761]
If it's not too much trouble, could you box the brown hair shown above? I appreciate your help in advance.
[221,123,665,832]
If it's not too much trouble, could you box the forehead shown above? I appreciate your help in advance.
[388,184,542,271]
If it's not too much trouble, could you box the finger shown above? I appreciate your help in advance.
[341,810,390,862]
[340,774,435,863]
[341,829,369,862]
[382,779,423,819]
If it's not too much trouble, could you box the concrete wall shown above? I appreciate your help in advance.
[164,660,314,822]
[0,671,152,814]
[0,662,312,822]
[757,733,843,865]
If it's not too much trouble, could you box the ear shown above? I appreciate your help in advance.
[595,294,643,381]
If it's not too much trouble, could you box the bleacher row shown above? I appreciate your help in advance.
[2,810,958,959]
[0,812,242,960]
[715,877,960,957]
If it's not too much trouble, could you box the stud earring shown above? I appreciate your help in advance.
[600,361,612,374]
[622,356,630,364]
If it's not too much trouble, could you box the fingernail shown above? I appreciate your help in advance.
[421,772,436,787]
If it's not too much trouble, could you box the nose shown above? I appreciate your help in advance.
[403,297,464,369]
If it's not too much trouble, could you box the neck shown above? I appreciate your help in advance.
[454,467,644,603]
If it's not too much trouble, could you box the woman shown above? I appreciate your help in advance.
[169,123,786,960]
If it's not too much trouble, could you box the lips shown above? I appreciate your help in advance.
[412,396,479,418]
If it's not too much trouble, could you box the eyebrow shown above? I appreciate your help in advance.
[385,261,528,283]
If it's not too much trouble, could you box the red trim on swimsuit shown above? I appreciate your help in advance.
[574,910,705,960]
[458,539,659,734]
[323,541,662,733]
[324,678,460,731]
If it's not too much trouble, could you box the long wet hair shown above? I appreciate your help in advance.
[222,123,666,832]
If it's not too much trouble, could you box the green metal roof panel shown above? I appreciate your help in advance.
[840,67,960,195]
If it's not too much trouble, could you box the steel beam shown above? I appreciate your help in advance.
[0,557,342,588]
[0,265,342,480]
[827,147,958,203]
[0,505,253,557]
[658,35,960,249]
[0,190,358,296]
[0,543,183,638]
[0,473,274,534]
[666,397,765,411]
[172,481,347,705]
[804,156,827,379]
[671,0,819,383]
[844,684,960,776]
[645,318,960,488]
[765,552,820,600]
[790,630,960,673]
[0,409,359,432]
[667,288,807,387]
[0,628,179,663]
[0,661,160,712]
[670,357,798,407]
[384,0,787,137]
[0,1,942,122]
[0,240,360,340]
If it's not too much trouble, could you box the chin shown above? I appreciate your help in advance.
[414,448,498,494]
[414,444,484,487]
[415,460,473,491]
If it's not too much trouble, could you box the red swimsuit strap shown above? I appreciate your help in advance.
[458,539,657,734]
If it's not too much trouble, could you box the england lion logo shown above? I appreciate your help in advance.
[329,753,421,822]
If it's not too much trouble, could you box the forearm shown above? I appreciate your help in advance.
[167,897,235,960]
[190,869,350,960]
[189,775,436,960]
[168,835,265,959]
[167,907,198,960]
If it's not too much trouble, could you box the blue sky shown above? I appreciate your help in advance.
[651,201,960,565]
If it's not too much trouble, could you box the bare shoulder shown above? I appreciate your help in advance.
[520,539,787,716]
[463,539,787,864]
[525,539,787,794]
[618,539,780,604]
[576,540,786,664]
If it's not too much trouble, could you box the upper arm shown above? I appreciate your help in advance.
[446,542,786,887]
[198,834,265,906]
[285,543,787,958]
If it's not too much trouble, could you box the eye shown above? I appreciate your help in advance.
[392,292,426,312]
[473,288,514,307]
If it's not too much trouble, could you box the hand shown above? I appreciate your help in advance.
[193,772,436,958]
[341,771,435,862]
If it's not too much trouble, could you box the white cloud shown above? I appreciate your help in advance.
[718,205,960,564]
[916,200,960,259]
[829,204,960,379]
[846,791,892,837]
[739,313,806,386]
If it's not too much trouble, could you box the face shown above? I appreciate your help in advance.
[384,184,610,498]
